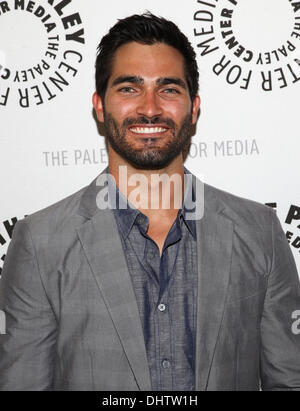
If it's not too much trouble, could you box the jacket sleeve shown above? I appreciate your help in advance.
[0,219,57,391]
[260,208,300,391]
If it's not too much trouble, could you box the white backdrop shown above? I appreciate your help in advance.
[0,0,299,277]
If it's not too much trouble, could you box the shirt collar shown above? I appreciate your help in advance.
[107,165,196,240]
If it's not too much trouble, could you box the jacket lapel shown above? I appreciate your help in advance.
[76,167,151,391]
[194,185,234,391]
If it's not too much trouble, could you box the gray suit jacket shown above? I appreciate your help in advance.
[0,166,299,391]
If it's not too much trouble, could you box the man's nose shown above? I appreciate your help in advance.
[136,91,163,118]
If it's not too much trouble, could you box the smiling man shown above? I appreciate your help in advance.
[94,42,198,170]
[92,34,200,252]
[0,12,300,391]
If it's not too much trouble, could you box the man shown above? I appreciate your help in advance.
[0,12,299,391]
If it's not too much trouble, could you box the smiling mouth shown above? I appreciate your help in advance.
[129,126,169,136]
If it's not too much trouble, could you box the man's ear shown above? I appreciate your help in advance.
[192,95,201,124]
[92,91,104,123]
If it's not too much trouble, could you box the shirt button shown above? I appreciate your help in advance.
[136,215,144,225]
[158,303,166,312]
[148,251,156,259]
[162,359,171,369]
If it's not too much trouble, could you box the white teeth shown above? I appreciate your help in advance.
[130,127,167,134]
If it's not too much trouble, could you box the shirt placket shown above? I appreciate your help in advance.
[144,220,182,391]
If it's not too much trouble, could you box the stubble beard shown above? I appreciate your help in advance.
[103,111,193,170]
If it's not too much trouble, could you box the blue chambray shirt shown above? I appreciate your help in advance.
[107,166,198,391]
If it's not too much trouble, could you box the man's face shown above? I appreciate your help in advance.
[93,41,200,169]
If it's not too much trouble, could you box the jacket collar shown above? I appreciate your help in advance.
[77,165,226,222]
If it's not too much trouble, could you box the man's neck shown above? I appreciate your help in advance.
[108,154,185,220]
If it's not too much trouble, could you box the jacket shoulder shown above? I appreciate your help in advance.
[204,182,274,228]
[16,184,89,235]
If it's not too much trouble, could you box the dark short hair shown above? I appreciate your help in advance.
[95,12,199,103]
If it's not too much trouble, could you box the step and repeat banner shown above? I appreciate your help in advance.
[0,0,299,277]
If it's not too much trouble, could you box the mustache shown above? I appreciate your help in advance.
[122,116,175,128]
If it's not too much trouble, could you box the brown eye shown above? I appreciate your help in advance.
[163,88,180,94]
[119,87,136,93]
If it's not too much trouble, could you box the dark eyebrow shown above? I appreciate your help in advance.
[156,77,187,89]
[111,76,144,87]
[111,76,187,90]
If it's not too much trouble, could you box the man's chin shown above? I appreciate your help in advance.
[120,151,176,170]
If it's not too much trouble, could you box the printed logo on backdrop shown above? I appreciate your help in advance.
[40,139,260,167]
[0,0,85,108]
[0,216,23,276]
[264,203,300,256]
[283,204,300,252]
[193,0,300,91]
